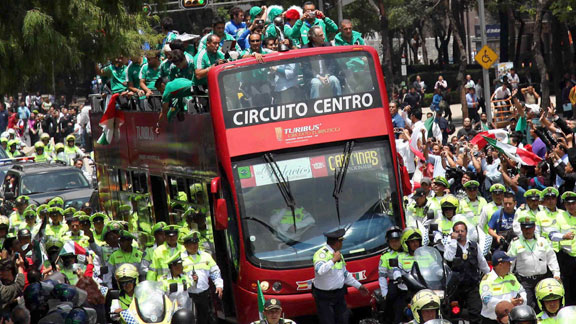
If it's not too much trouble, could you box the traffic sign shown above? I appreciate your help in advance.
[475,45,498,70]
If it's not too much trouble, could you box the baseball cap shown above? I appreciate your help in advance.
[413,188,427,198]
[421,177,432,185]
[264,298,282,311]
[492,250,515,266]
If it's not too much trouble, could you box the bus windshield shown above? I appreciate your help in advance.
[233,140,400,269]
[219,51,381,128]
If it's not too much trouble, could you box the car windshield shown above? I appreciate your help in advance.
[21,170,90,195]
[219,50,381,128]
[232,140,401,269]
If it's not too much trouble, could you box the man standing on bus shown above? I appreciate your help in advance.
[333,19,364,46]
[313,228,369,324]
[195,34,227,89]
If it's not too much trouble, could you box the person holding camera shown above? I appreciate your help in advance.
[198,17,240,54]
[488,191,517,251]
[292,1,338,46]
[444,221,490,324]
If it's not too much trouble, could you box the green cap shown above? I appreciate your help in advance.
[119,230,136,240]
[102,221,123,238]
[164,225,179,236]
[249,6,263,22]
[25,204,37,211]
[489,183,506,193]
[15,195,29,205]
[49,207,63,215]
[267,5,283,23]
[166,252,183,266]
[433,176,450,188]
[63,207,76,215]
[48,197,64,207]
[152,222,168,234]
[45,237,63,250]
[73,211,87,217]
[561,191,576,202]
[524,189,541,200]
[518,214,537,224]
[37,204,49,214]
[183,231,200,244]
[541,187,559,199]
[90,212,108,223]
[23,209,36,219]
[78,214,90,222]
[463,180,480,189]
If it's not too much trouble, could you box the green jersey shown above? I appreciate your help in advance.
[139,63,161,91]
[103,65,128,93]
[194,50,225,86]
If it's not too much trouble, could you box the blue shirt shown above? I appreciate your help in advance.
[225,20,246,39]
[17,106,30,120]
[392,113,405,128]
[488,208,516,233]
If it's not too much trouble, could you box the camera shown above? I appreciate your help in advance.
[254,19,264,26]
[308,11,316,19]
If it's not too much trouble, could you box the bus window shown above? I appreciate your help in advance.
[168,177,188,202]
[119,170,131,192]
[132,171,148,194]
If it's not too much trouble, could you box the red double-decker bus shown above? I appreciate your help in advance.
[90,45,404,322]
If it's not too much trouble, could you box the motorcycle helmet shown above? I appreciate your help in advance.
[386,226,403,240]
[440,195,459,210]
[116,263,138,288]
[171,308,196,324]
[508,305,537,324]
[401,228,422,252]
[536,278,565,315]
[65,307,88,324]
[411,289,441,324]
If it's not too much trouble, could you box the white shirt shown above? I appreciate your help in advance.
[313,245,361,291]
[507,73,520,89]
[426,154,446,178]
[395,139,415,174]
[507,235,560,277]
[444,239,490,274]
[493,86,511,100]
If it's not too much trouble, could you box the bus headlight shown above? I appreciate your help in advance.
[272,281,282,292]
[260,281,270,291]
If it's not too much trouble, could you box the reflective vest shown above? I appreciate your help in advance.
[536,311,557,324]
[555,211,576,256]
[379,248,399,279]
[33,152,50,162]
[147,243,184,281]
[398,252,415,271]
[9,211,24,231]
[46,223,68,239]
[479,271,524,319]
[62,232,90,248]
[538,208,563,251]
[61,264,86,286]
[313,246,345,270]
[160,273,188,293]
[118,292,133,310]
[108,248,143,272]
[458,196,488,224]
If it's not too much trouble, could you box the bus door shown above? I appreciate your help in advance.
[150,175,168,224]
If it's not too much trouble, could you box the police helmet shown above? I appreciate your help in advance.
[115,263,139,282]
[386,226,403,240]
[401,228,422,252]
[411,289,441,324]
[536,278,565,315]
[171,309,196,324]
[508,305,537,324]
[440,195,459,210]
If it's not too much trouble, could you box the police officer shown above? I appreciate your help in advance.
[408,289,441,324]
[430,195,462,248]
[480,251,526,324]
[142,221,166,274]
[250,299,297,324]
[535,278,565,323]
[405,188,434,228]
[10,195,29,231]
[89,212,109,246]
[507,215,560,309]
[64,134,83,164]
[147,225,184,281]
[110,264,138,317]
[429,176,449,210]
[161,252,191,309]
[548,191,576,305]
[182,231,223,324]
[312,228,369,324]
[479,184,506,233]
[32,141,51,163]
[458,180,488,225]
[62,216,90,248]
[398,228,422,274]
[108,230,143,280]
[444,221,490,324]
[512,189,542,237]
[537,187,563,246]
[46,207,68,239]
[378,226,405,324]
[508,305,537,324]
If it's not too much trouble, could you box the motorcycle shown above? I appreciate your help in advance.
[401,246,451,299]
[120,281,175,324]
[557,306,576,324]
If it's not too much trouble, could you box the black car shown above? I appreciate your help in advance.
[1,163,94,208]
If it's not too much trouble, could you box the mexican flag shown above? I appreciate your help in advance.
[97,93,125,145]
[257,280,266,319]
[483,136,542,166]
[59,241,87,256]
[470,129,509,149]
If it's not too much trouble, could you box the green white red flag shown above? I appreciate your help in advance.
[97,93,125,145]
[471,129,508,149]
[483,136,541,166]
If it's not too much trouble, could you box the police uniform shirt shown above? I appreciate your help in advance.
[479,270,527,320]
[181,250,223,294]
[443,238,490,274]
[507,235,560,278]
[313,244,361,291]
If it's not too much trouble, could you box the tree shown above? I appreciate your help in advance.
[446,0,468,118]
[0,1,161,95]
[531,0,554,109]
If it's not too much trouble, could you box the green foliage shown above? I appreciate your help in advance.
[0,0,162,94]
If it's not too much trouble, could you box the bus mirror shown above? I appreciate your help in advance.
[215,198,228,230]
[211,177,221,194]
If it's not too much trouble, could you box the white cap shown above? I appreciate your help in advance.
[525,104,540,115]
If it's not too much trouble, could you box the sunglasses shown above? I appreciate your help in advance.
[250,39,262,43]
